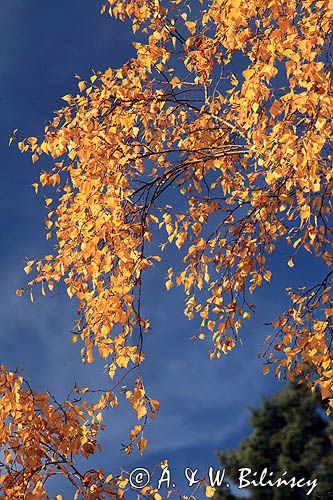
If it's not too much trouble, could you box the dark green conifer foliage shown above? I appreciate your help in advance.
[215,384,333,499]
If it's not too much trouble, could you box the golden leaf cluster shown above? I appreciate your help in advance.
[8,0,333,497]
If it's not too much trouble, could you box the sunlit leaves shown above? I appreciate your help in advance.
[0,366,111,499]
[10,0,333,496]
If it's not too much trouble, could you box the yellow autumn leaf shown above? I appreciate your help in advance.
[137,437,148,455]
[185,20,197,34]
[300,205,311,220]
[205,485,216,498]
[165,279,173,290]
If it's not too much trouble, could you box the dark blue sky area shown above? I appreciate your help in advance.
[0,1,328,498]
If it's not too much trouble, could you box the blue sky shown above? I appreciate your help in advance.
[0,1,328,498]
